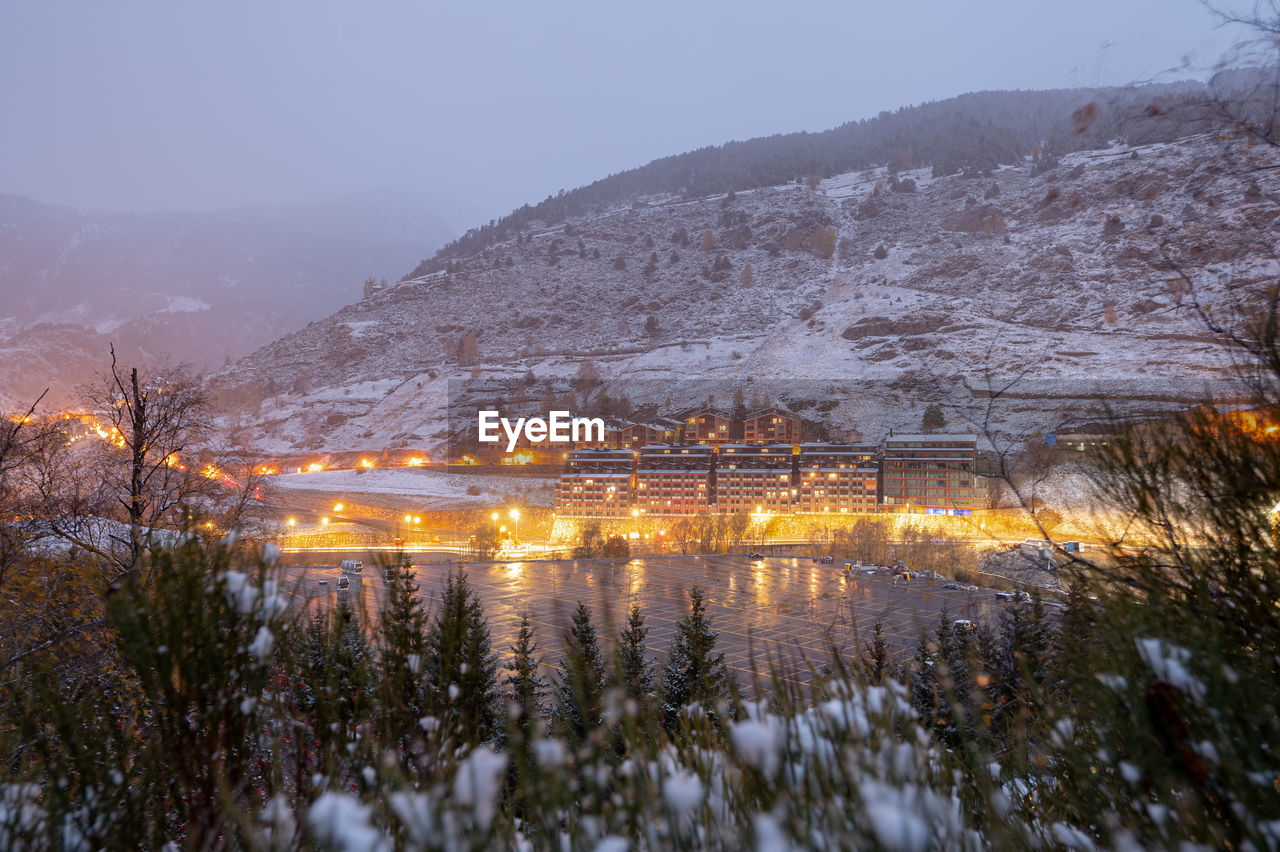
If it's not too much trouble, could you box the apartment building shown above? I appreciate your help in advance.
[634,444,715,515]
[681,407,732,444]
[552,448,636,518]
[795,443,879,514]
[880,434,981,516]
[713,443,795,513]
[618,418,682,451]
[743,407,802,443]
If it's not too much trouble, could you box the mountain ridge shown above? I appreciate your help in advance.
[210,120,1278,455]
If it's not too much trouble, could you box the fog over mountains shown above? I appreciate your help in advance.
[0,190,454,407]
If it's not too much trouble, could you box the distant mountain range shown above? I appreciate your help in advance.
[0,190,454,407]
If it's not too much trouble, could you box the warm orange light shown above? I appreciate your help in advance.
[256,465,278,476]
[458,454,479,465]
[200,464,222,480]
[333,502,344,512]
[321,517,329,525]
[288,518,296,526]
[306,462,325,473]
[413,516,421,525]
[405,456,427,467]
[501,450,535,465]
[359,458,375,469]
[164,453,179,467]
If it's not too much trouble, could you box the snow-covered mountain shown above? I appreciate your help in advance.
[0,191,454,408]
[211,128,1278,455]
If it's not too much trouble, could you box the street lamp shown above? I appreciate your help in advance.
[509,508,520,540]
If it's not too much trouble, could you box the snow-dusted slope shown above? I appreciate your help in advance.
[213,133,1278,453]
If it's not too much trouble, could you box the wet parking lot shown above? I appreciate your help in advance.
[277,552,1001,691]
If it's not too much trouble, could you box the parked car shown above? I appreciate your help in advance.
[337,575,350,591]
[820,556,834,564]
[943,582,963,590]
[341,559,364,575]
[748,552,765,559]
[954,619,976,632]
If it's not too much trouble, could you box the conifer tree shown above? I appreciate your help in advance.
[294,602,377,766]
[378,556,430,734]
[552,601,607,748]
[616,603,655,712]
[506,610,549,737]
[659,586,730,732]
[504,611,550,809]
[423,568,500,744]
[865,620,888,685]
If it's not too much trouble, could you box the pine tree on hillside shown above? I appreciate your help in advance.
[921,403,946,433]
[552,601,607,748]
[659,586,731,732]
[378,557,430,734]
[617,604,655,712]
[423,568,500,744]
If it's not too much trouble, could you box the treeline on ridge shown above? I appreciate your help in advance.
[412,81,1216,275]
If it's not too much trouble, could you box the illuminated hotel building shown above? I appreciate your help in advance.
[634,444,715,515]
[880,434,981,516]
[795,443,879,514]
[713,443,795,513]
[553,448,635,518]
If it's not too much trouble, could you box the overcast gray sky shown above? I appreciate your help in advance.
[0,1,1247,228]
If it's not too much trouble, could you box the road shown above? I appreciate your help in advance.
[275,551,1002,693]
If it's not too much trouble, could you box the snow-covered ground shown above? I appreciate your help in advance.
[269,467,554,508]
